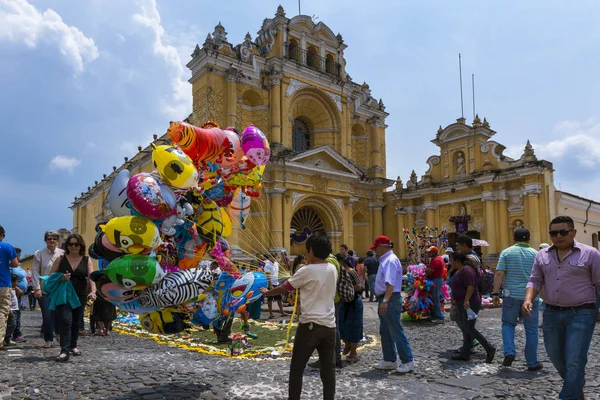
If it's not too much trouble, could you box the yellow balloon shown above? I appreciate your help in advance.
[194,201,223,246]
[151,144,199,189]
[221,208,232,237]
[100,216,162,254]
[225,164,265,187]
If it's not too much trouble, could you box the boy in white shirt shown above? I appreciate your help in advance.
[4,275,21,346]
[260,234,338,400]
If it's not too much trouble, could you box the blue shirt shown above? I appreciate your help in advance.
[497,243,538,300]
[0,242,17,288]
[10,265,28,293]
[374,250,403,295]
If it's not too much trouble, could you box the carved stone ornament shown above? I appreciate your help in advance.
[257,26,278,56]
[292,192,306,207]
[286,78,310,97]
[311,174,328,193]
[415,208,426,226]
[508,194,524,213]
[326,91,343,112]
[239,32,253,62]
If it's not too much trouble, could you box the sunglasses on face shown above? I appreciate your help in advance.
[47,237,59,241]
[549,229,573,238]
[67,242,80,247]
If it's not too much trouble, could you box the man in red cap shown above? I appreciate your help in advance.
[371,236,415,373]
[425,246,446,323]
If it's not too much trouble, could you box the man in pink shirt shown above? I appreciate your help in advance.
[523,216,600,399]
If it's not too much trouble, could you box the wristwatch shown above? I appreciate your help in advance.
[382,298,389,303]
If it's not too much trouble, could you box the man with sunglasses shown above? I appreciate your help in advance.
[523,216,600,400]
[32,230,64,348]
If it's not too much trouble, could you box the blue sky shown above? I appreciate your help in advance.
[1,0,599,255]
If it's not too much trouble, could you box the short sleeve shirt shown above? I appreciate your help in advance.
[0,243,17,288]
[286,262,338,328]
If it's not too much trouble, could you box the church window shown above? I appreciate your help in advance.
[290,207,325,244]
[292,118,311,152]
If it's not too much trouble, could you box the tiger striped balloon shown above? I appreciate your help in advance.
[195,200,224,247]
[167,121,230,166]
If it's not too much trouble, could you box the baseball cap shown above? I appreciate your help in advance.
[445,247,454,253]
[370,235,391,250]
[427,246,439,253]
[514,228,531,242]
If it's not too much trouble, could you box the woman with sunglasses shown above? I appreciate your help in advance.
[49,234,96,361]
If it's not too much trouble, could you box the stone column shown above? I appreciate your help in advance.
[395,208,407,259]
[424,197,436,227]
[226,67,241,128]
[267,187,286,250]
[345,197,357,251]
[370,202,385,240]
[269,72,282,143]
[483,199,497,254]
[498,196,510,251]
[527,193,542,247]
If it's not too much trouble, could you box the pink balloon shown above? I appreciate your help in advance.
[241,124,270,166]
[126,173,176,220]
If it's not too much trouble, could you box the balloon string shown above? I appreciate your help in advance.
[284,288,299,350]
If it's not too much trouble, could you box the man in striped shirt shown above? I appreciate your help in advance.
[492,228,542,371]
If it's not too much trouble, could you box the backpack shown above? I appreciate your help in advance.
[467,254,494,295]
[337,268,355,302]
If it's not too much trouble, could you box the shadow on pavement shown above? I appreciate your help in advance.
[107,382,212,400]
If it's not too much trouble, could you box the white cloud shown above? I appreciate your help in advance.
[132,0,191,119]
[0,0,99,74]
[534,119,600,168]
[49,155,81,173]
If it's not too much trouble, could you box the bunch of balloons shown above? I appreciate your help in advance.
[89,120,271,334]
[402,264,450,320]
[403,227,448,264]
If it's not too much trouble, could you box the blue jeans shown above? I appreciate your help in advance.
[501,297,540,368]
[377,293,413,364]
[543,307,597,400]
[368,275,377,301]
[38,294,55,343]
[430,277,444,320]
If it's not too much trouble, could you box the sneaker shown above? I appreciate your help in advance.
[431,319,445,324]
[396,361,415,373]
[502,354,515,367]
[12,336,26,343]
[374,360,397,370]
[527,363,544,372]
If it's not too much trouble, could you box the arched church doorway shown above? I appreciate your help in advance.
[289,207,325,256]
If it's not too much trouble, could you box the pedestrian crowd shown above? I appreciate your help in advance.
[1,215,599,400]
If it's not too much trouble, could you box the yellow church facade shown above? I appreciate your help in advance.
[70,6,600,265]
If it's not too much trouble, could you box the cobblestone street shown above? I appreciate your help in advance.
[1,303,599,400]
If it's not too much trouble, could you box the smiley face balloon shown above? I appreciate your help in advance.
[100,216,162,255]
[241,124,270,166]
[151,144,199,189]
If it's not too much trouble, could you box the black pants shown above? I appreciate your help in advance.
[4,313,16,343]
[456,302,493,358]
[55,296,87,355]
[289,322,336,400]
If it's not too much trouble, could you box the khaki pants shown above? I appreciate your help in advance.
[0,287,12,347]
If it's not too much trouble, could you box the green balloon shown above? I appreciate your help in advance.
[104,255,165,290]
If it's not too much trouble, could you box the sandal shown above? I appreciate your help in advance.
[42,342,53,349]
[342,347,351,356]
[55,354,69,362]
[71,348,82,356]
[346,355,359,363]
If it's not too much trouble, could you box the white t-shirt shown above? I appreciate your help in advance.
[264,261,279,285]
[287,262,337,328]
